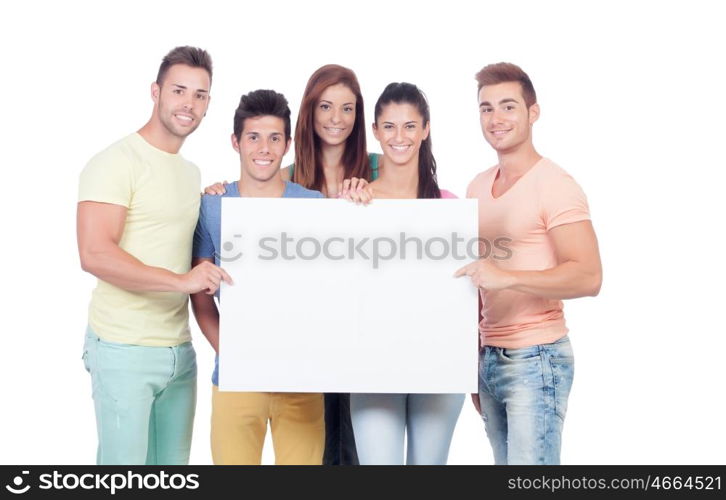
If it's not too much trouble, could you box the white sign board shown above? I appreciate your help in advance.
[218,198,479,393]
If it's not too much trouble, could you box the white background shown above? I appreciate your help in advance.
[1,0,724,464]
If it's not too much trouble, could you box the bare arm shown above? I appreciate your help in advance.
[508,220,602,298]
[77,201,232,294]
[189,257,221,353]
[455,220,602,300]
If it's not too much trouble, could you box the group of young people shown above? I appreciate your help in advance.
[77,46,602,466]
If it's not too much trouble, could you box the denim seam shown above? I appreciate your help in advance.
[550,356,572,422]
[548,357,565,422]
[148,407,157,465]
[166,346,178,384]
[540,345,554,465]
[92,337,119,405]
[483,348,497,402]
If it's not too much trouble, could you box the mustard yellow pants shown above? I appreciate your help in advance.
[211,386,324,465]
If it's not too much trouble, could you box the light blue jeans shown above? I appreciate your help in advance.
[478,335,574,465]
[82,328,197,465]
[350,393,464,465]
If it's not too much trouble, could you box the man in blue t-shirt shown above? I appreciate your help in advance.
[191,89,324,465]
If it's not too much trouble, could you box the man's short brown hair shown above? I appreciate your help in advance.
[156,46,213,86]
[475,62,536,108]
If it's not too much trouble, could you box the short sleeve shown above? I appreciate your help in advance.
[78,151,133,207]
[287,182,324,198]
[539,168,590,231]
[439,189,458,199]
[192,199,215,259]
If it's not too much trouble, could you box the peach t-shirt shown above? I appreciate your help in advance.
[466,158,590,348]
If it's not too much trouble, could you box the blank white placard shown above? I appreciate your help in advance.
[218,198,479,393]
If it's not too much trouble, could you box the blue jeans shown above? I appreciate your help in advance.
[82,328,197,465]
[350,393,464,465]
[478,335,574,465]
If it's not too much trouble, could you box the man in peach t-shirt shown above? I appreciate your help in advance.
[455,63,602,465]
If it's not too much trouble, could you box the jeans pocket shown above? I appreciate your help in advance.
[500,345,541,361]
[82,328,97,374]
[82,350,91,373]
[549,335,574,356]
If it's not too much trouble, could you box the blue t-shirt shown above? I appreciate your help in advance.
[192,180,324,386]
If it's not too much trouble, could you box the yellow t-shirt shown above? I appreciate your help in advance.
[78,133,201,346]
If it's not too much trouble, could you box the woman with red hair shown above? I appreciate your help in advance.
[283,64,375,199]
[287,64,375,465]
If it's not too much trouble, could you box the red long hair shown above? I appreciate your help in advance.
[293,64,370,190]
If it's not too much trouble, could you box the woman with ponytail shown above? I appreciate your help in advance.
[349,82,463,465]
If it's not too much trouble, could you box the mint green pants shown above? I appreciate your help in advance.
[83,328,197,464]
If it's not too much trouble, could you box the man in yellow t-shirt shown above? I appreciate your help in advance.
[456,63,603,465]
[77,46,231,465]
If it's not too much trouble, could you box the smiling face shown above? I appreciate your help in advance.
[232,115,290,183]
[153,63,211,139]
[313,83,356,147]
[373,102,429,167]
[478,81,539,154]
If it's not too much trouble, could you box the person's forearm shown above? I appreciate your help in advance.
[507,261,602,300]
[190,293,220,353]
[80,244,182,293]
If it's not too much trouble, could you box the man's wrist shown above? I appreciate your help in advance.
[166,270,185,293]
